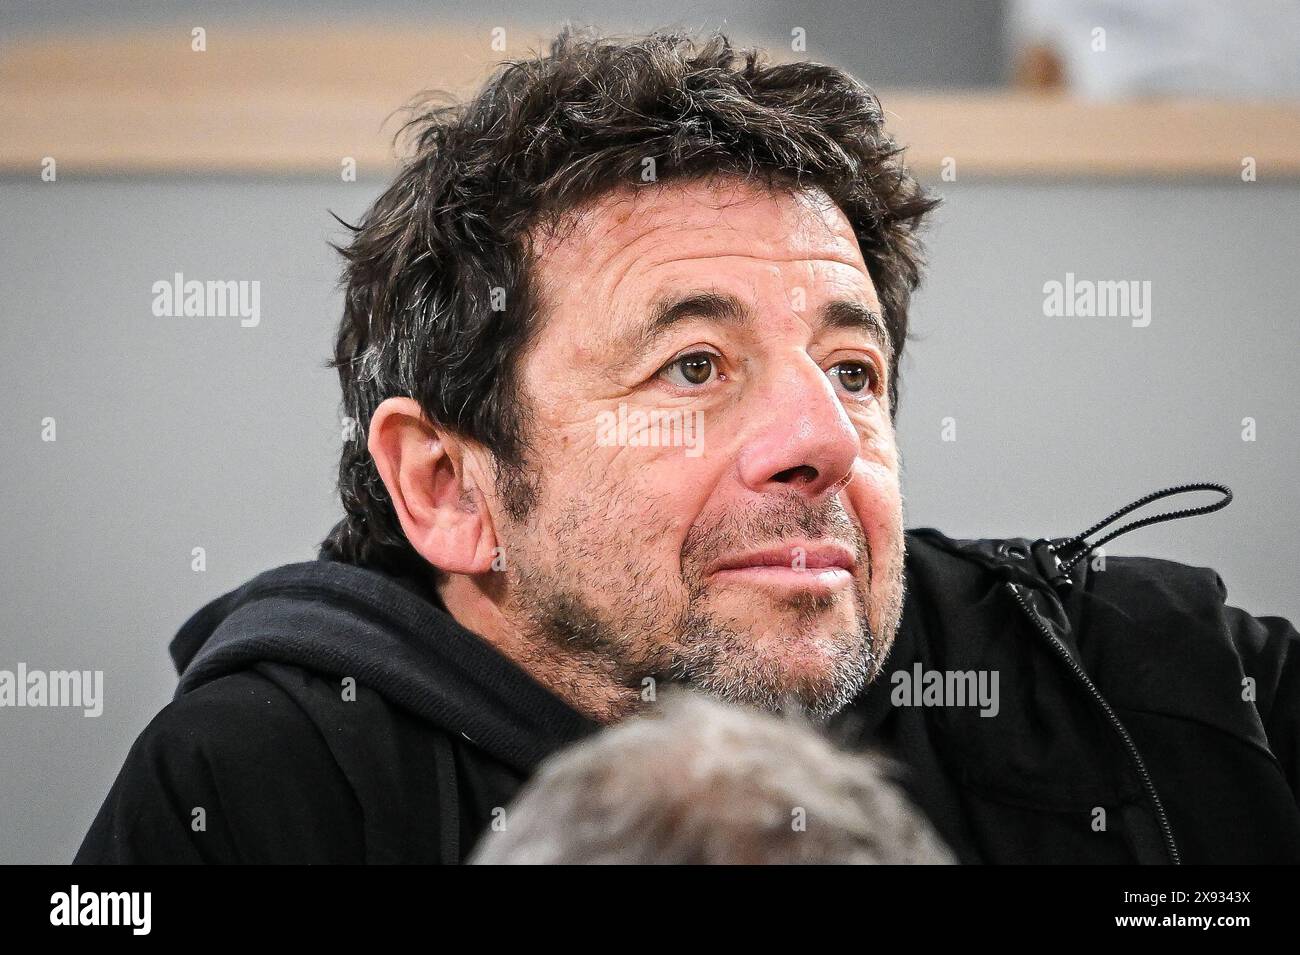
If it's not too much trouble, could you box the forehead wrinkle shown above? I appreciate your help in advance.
[602,244,874,305]
[604,251,878,345]
[636,250,871,272]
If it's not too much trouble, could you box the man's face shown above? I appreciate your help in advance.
[492,176,905,718]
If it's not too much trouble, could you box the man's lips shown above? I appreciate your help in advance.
[707,540,857,579]
[707,537,857,597]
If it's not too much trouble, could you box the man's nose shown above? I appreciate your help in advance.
[735,358,859,500]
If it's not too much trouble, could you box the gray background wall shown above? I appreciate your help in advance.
[2,1,1296,864]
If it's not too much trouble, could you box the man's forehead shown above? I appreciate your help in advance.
[531,178,866,276]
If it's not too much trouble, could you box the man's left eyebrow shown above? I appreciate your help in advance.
[819,300,892,359]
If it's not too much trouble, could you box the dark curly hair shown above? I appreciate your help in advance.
[321,26,940,577]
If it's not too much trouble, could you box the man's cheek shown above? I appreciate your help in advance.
[560,454,700,563]
[844,463,903,567]
[532,429,642,532]
[846,454,901,515]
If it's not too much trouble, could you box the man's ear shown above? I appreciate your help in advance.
[367,397,497,575]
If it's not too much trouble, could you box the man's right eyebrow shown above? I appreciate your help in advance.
[618,290,750,357]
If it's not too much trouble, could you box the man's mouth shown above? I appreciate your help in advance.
[705,541,857,594]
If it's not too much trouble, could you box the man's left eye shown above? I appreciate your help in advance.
[829,360,877,395]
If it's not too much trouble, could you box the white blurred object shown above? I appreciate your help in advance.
[1010,0,1300,98]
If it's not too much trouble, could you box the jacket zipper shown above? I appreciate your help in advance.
[1006,582,1181,865]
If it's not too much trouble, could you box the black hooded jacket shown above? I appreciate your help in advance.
[75,499,1300,864]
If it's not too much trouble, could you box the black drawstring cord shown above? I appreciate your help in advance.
[1031,482,1233,589]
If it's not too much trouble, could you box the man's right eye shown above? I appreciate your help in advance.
[660,351,720,387]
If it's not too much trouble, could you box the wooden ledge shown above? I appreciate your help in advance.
[4,26,1299,177]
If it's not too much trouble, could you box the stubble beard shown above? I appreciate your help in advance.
[498,477,906,721]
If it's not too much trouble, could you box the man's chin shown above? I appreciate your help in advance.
[673,624,873,719]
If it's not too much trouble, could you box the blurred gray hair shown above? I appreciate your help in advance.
[470,692,954,864]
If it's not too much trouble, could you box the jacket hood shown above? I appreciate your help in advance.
[169,554,596,773]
